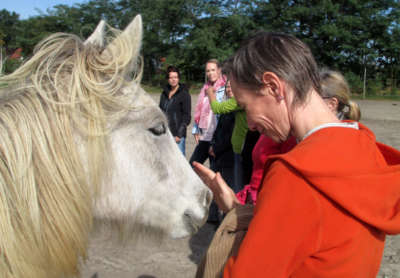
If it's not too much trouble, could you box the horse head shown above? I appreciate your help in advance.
[86,15,212,239]
[0,15,211,278]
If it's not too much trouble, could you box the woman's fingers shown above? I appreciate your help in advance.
[193,162,215,178]
[193,163,224,195]
[193,163,241,212]
[193,162,216,185]
[213,173,241,213]
[206,87,215,95]
[214,172,229,192]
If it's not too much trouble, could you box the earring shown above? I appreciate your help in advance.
[277,95,284,101]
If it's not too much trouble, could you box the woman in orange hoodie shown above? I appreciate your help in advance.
[194,32,400,277]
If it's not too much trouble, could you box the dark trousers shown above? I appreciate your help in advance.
[241,131,260,185]
[189,140,216,170]
[208,165,237,224]
[190,140,219,223]
[219,166,235,191]
[207,164,235,224]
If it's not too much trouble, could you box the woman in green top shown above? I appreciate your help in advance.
[206,82,259,192]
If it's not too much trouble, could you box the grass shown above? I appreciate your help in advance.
[142,83,400,101]
[141,84,162,94]
[142,82,204,95]
[351,94,400,101]
[2,80,399,101]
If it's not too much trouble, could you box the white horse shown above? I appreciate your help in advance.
[0,15,211,278]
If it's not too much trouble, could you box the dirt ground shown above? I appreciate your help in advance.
[81,95,400,278]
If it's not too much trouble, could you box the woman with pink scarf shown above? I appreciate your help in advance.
[189,59,226,171]
[190,59,226,224]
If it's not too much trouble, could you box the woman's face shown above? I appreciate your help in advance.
[230,78,291,143]
[225,81,233,98]
[168,71,179,88]
[205,62,221,84]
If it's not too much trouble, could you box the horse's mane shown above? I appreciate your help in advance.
[0,24,141,278]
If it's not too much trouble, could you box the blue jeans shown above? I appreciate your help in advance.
[177,137,186,155]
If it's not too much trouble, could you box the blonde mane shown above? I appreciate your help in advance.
[0,23,142,278]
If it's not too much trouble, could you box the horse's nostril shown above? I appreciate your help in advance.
[204,188,213,207]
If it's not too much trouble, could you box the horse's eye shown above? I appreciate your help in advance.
[148,122,166,136]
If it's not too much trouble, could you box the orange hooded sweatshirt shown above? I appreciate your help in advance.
[224,122,400,278]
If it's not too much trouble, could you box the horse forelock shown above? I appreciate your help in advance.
[0,23,143,278]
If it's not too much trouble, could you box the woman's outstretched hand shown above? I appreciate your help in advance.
[192,161,241,213]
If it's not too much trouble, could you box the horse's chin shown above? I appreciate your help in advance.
[169,224,196,239]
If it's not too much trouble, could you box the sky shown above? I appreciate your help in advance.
[2,0,86,19]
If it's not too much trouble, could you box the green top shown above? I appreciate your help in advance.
[210,98,248,154]
[210,97,241,113]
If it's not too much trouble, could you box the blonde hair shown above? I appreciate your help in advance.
[0,23,141,278]
[206,58,221,68]
[320,69,361,121]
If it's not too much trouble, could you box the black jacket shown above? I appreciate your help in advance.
[159,84,191,138]
[211,112,236,169]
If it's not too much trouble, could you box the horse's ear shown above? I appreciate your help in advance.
[102,15,142,62]
[84,20,106,47]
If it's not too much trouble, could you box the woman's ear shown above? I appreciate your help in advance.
[325,97,339,113]
[261,72,285,101]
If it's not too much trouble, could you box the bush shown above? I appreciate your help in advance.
[3,58,23,74]
[344,71,363,95]
[150,73,165,87]
[390,86,399,96]
[366,76,384,96]
[367,82,383,96]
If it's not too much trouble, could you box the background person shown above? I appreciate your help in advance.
[209,80,236,189]
[206,79,258,193]
[320,68,361,121]
[194,32,400,278]
[189,59,226,170]
[159,66,191,155]
[207,80,236,225]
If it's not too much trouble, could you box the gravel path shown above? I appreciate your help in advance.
[81,95,400,278]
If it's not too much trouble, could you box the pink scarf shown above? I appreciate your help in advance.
[194,76,226,129]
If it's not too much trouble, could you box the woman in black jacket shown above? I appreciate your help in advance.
[207,81,236,224]
[159,66,191,155]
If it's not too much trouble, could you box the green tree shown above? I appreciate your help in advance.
[0,9,21,74]
[1,0,399,89]
[249,0,400,95]
[0,9,20,51]
[182,0,256,81]
[117,0,207,83]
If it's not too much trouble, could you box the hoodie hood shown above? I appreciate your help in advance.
[270,122,400,235]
